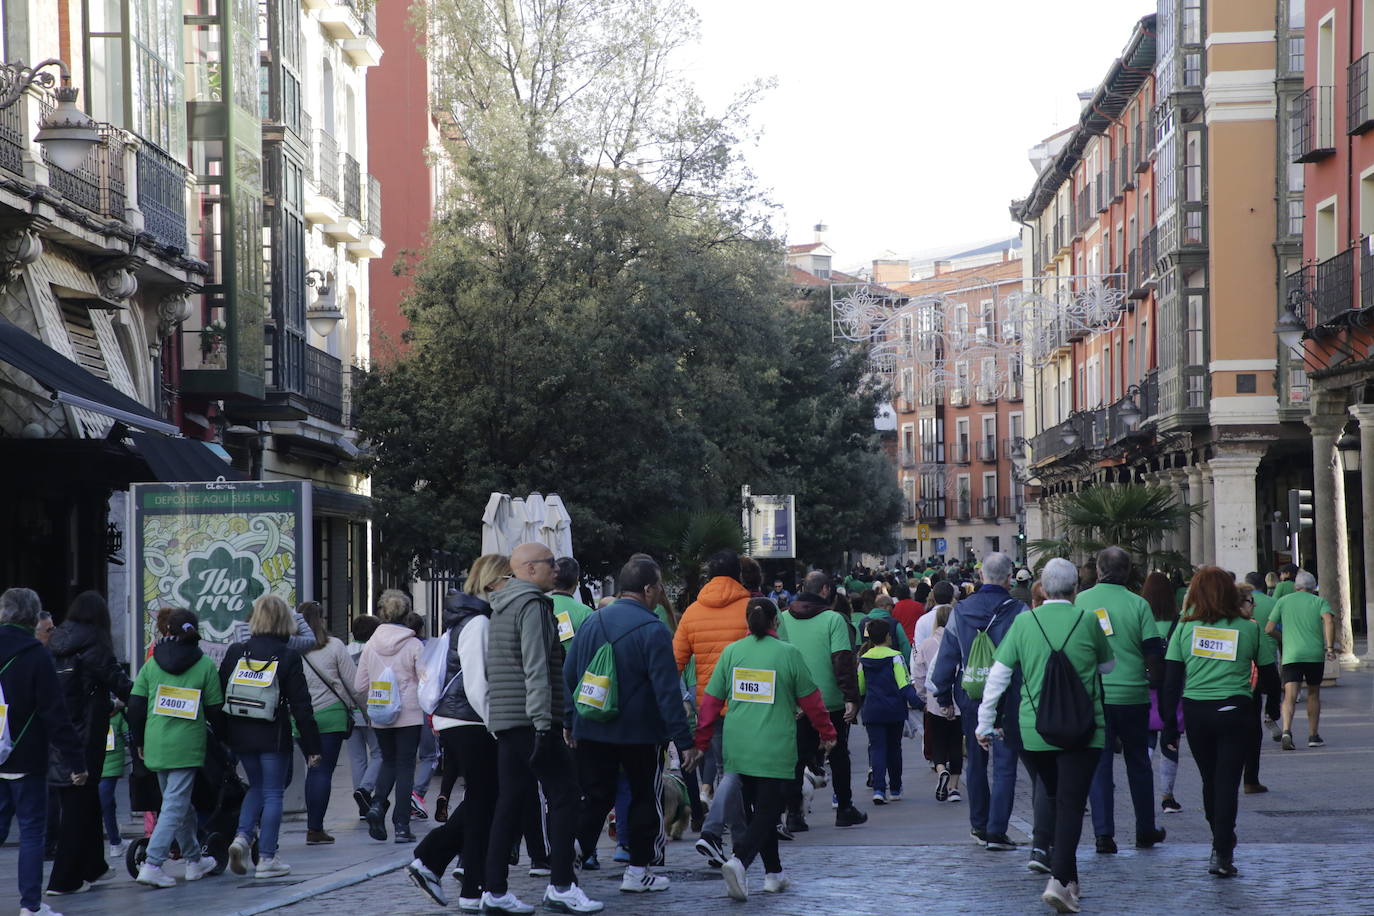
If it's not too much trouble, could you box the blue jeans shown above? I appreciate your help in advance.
[1089,703,1157,839]
[237,751,289,858]
[959,706,1018,835]
[147,768,201,867]
[866,722,904,794]
[301,731,346,831]
[0,771,47,911]
[99,776,123,844]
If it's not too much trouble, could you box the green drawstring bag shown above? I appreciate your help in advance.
[573,619,656,722]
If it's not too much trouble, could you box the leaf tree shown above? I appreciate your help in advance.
[1028,483,1198,582]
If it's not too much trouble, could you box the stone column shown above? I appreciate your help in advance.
[1199,464,1217,564]
[1169,468,1191,564]
[1208,446,1267,579]
[1349,404,1374,665]
[1186,466,1206,568]
[1306,409,1357,667]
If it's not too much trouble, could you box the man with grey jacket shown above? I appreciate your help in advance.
[484,542,601,915]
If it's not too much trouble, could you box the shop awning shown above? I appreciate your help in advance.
[0,318,179,435]
[128,431,245,482]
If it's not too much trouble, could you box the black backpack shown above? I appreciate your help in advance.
[1026,610,1097,750]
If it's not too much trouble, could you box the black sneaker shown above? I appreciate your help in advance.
[1281,731,1295,751]
[1308,734,1325,748]
[695,833,726,868]
[1135,827,1166,849]
[354,787,374,819]
[1027,848,1051,873]
[935,770,951,802]
[985,833,1019,851]
[835,805,868,827]
[1095,835,1117,855]
[580,852,600,871]
[1161,795,1182,813]
[1208,850,1238,878]
[365,804,388,842]
[970,828,988,846]
[785,812,809,834]
[394,826,416,843]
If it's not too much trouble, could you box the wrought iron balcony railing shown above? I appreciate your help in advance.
[1291,85,1335,163]
[317,129,338,200]
[1314,247,1355,326]
[341,153,361,220]
[305,345,344,424]
[365,173,381,236]
[136,141,188,251]
[1351,54,1374,135]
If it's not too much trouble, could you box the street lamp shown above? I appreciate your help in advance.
[0,59,102,172]
[1060,414,1080,448]
[304,269,343,337]
[1274,306,1307,353]
[1009,436,1030,472]
[1117,385,1143,429]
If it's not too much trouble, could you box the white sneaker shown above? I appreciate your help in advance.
[109,841,128,859]
[45,882,89,896]
[762,872,790,893]
[480,891,535,914]
[620,866,670,893]
[406,859,447,906]
[1042,877,1081,913]
[20,905,66,916]
[254,857,291,879]
[721,856,748,901]
[136,863,176,888]
[184,857,217,881]
[542,884,604,913]
[227,834,251,875]
[887,790,902,802]
[457,897,482,913]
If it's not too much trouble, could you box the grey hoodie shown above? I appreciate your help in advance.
[486,578,563,732]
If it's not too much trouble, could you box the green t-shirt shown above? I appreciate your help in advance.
[1271,591,1334,664]
[131,654,224,771]
[777,610,851,711]
[1166,616,1272,700]
[992,602,1114,752]
[1272,580,1295,601]
[102,710,129,779]
[552,593,596,644]
[653,605,675,634]
[1154,618,1175,641]
[705,635,819,779]
[1076,583,1158,706]
[1250,590,1279,660]
[863,610,912,659]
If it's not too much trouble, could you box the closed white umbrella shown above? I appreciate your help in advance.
[524,492,548,549]
[481,492,512,554]
[504,496,529,550]
[544,493,573,557]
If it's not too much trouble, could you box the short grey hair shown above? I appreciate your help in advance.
[1040,558,1079,600]
[0,588,42,627]
[981,552,1014,585]
[1294,570,1318,592]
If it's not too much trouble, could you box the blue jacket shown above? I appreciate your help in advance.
[0,623,84,778]
[931,584,1027,719]
[858,646,924,724]
[563,597,691,749]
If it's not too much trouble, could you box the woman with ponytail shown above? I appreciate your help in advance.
[695,598,837,902]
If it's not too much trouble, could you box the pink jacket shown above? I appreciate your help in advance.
[353,623,424,728]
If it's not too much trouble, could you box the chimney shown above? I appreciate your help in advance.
[814,222,828,244]
[933,259,953,276]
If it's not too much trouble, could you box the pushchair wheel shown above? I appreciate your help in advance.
[125,836,149,878]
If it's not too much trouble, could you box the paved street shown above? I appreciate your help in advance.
[7,653,1374,916]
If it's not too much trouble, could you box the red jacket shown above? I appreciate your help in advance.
[893,599,924,643]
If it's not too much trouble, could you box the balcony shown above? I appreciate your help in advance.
[975,383,997,404]
[1119,144,1134,192]
[953,498,972,521]
[1352,55,1374,135]
[318,0,383,67]
[977,439,997,462]
[1002,495,1024,518]
[954,442,971,464]
[306,130,342,224]
[0,71,22,176]
[305,346,344,425]
[1363,245,1374,313]
[1006,376,1023,401]
[918,498,946,522]
[1096,172,1108,213]
[42,122,126,219]
[920,444,944,464]
[348,173,385,258]
[136,142,189,252]
[1134,118,1151,173]
[1291,86,1335,163]
[1314,247,1355,326]
[900,448,916,469]
[324,152,365,243]
[978,496,998,519]
[949,387,970,408]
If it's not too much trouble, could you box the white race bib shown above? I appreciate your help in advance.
[1191,626,1239,661]
[229,659,278,688]
[556,611,574,643]
[153,685,202,720]
[730,667,776,704]
[1093,608,1114,637]
[368,681,395,707]
[106,725,115,752]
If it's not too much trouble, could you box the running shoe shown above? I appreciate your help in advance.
[435,796,449,823]
[529,861,551,877]
[620,867,670,893]
[135,864,175,888]
[407,859,448,907]
[970,828,988,846]
[947,788,962,803]
[775,821,794,841]
[542,884,604,913]
[580,853,600,871]
[1161,795,1183,813]
[479,891,534,914]
[184,858,216,882]
[1135,827,1166,849]
[1095,836,1117,854]
[394,826,416,843]
[887,790,901,801]
[695,833,726,868]
[353,787,373,819]
[1041,877,1081,913]
[228,834,252,875]
[1208,850,1238,878]
[410,792,429,820]
[365,804,388,841]
[935,770,951,802]
[1265,717,1282,741]
[254,857,291,879]
[785,811,809,833]
[458,898,482,913]
[835,805,868,827]
[872,791,887,806]
[985,833,1019,851]
[612,845,631,863]
[762,872,790,894]
[720,857,748,902]
[46,882,90,896]
[1027,848,1051,873]
[1281,731,1295,751]
[1308,734,1325,748]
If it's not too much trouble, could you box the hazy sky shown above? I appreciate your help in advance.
[683,1,1154,270]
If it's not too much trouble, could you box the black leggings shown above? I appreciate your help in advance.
[735,775,788,874]
[375,725,422,828]
[1243,685,1275,785]
[417,726,497,900]
[1184,695,1251,858]
[925,712,964,775]
[438,728,465,800]
[1020,748,1098,885]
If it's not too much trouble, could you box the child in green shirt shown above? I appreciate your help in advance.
[100,708,131,857]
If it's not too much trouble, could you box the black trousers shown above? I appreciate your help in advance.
[1243,685,1277,785]
[417,726,498,899]
[47,782,106,891]
[375,724,422,828]
[735,775,787,873]
[788,709,851,812]
[925,712,964,775]
[574,740,663,868]
[486,727,579,894]
[438,727,465,800]
[1020,748,1098,885]
[1184,695,1251,858]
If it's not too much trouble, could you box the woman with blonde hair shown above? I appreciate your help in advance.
[354,588,425,842]
[220,594,321,878]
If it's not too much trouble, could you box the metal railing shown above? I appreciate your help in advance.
[900,448,916,469]
[0,70,22,175]
[1363,244,1374,313]
[949,387,970,407]
[345,363,366,428]
[920,443,944,463]
[978,496,998,519]
[1352,54,1374,135]
[136,141,188,251]
[975,383,997,404]
[305,345,344,424]
[954,442,971,464]
[302,110,314,183]
[1314,247,1355,326]
[341,0,376,36]
[977,439,997,462]
[341,153,361,219]
[954,497,972,521]
[316,129,338,200]
[918,498,946,522]
[365,173,381,236]
[1291,86,1335,162]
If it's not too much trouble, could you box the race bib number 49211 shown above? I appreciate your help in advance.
[153,685,202,720]
[1191,627,1239,661]
[730,667,777,704]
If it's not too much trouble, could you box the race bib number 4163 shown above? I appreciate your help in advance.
[1191,627,1239,661]
[731,667,777,704]
[153,685,202,720]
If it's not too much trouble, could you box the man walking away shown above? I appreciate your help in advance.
[777,572,864,830]
[1082,547,1167,853]
[565,556,701,894]
[1242,572,1281,791]
[930,552,1026,850]
[0,587,87,916]
[484,543,601,915]
[552,558,596,646]
[1266,570,1336,750]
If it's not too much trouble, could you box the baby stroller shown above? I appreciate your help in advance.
[125,730,258,877]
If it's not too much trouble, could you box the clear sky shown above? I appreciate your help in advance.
[682,0,1154,270]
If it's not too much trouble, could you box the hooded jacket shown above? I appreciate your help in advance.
[352,622,424,729]
[47,620,133,778]
[220,634,321,755]
[778,593,859,710]
[434,591,491,724]
[0,623,83,779]
[673,576,751,709]
[128,637,227,770]
[486,578,564,733]
[930,584,1027,725]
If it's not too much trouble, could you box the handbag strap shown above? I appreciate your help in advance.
[303,651,360,718]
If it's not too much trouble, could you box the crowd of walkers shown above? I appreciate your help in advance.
[0,544,1341,916]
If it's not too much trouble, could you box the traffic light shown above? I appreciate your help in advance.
[1288,488,1314,565]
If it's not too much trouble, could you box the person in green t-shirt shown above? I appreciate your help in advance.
[1264,570,1336,750]
[128,609,226,887]
[974,558,1113,912]
[551,557,596,644]
[1159,566,1280,879]
[100,709,131,856]
[1242,572,1284,751]
[1271,563,1298,601]
[696,598,837,902]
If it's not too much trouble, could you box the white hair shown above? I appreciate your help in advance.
[1294,570,1318,592]
[1040,558,1079,600]
[981,552,1014,585]
[0,588,42,627]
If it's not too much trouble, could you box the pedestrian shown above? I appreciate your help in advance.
[697,598,837,901]
[565,554,701,894]
[1265,570,1335,750]
[891,583,922,645]
[768,580,793,609]
[221,594,322,877]
[1160,566,1279,878]
[1080,548,1167,854]
[975,558,1115,914]
[353,589,424,842]
[0,588,87,916]
[297,601,361,845]
[930,552,1027,851]
[483,542,601,915]
[865,594,912,659]
[1140,571,1184,813]
[127,608,225,888]
[45,590,133,896]
[406,553,506,912]
[1011,568,1034,605]
[99,705,131,859]
[1242,572,1283,743]
[914,580,957,648]
[403,612,441,823]
[912,603,962,803]
[346,614,383,819]
[552,557,596,646]
[776,571,861,832]
[858,619,924,804]
[1271,563,1298,601]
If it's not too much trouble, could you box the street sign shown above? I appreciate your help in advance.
[743,492,796,559]
[916,523,931,541]
[934,538,947,553]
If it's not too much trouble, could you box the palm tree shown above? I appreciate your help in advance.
[1028,483,1198,581]
[639,508,745,606]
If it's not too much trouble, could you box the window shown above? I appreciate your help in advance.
[1316,199,1338,260]
[983,473,998,509]
[1186,294,1205,365]
[1127,336,1137,386]
[900,367,915,403]
[83,0,188,159]
[1182,0,1202,45]
[979,299,995,338]
[812,255,831,279]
